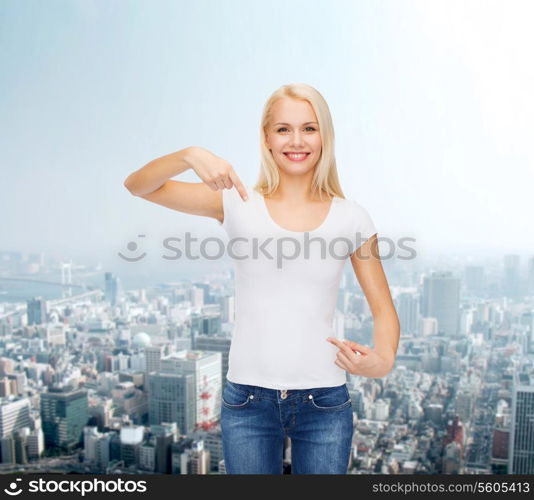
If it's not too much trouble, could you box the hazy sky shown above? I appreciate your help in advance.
[1,0,533,270]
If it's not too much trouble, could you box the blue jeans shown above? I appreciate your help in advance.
[220,379,353,474]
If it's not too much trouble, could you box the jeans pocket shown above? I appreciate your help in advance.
[309,384,352,411]
[222,382,252,409]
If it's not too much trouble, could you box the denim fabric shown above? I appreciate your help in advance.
[220,379,353,474]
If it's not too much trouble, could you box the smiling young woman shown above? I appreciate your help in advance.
[124,82,400,475]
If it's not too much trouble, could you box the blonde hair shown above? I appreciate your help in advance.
[253,83,345,201]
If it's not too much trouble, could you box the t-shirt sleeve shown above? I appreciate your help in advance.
[350,200,377,253]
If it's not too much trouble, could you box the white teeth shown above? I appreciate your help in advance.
[286,153,308,159]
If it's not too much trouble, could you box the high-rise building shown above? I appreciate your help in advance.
[151,423,177,474]
[0,397,31,438]
[159,350,222,429]
[145,345,166,374]
[0,358,14,377]
[181,439,210,474]
[527,256,534,295]
[509,372,534,473]
[421,272,461,337]
[218,294,235,323]
[0,435,15,463]
[171,437,195,474]
[27,297,47,326]
[192,282,211,304]
[84,426,112,471]
[193,335,231,382]
[27,426,45,459]
[203,428,224,472]
[84,426,99,463]
[147,372,195,434]
[120,425,144,467]
[397,292,419,336]
[189,287,204,308]
[139,437,156,471]
[104,272,123,306]
[519,311,534,354]
[503,254,521,299]
[41,387,89,450]
[145,345,169,373]
[191,310,222,336]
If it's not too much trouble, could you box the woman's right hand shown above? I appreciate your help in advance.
[186,146,248,201]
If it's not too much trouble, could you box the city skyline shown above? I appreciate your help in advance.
[0,246,533,474]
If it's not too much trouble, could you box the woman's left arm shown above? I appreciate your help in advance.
[327,234,400,378]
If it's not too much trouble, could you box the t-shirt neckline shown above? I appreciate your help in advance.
[256,189,338,234]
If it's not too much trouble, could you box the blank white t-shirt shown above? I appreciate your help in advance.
[217,184,377,390]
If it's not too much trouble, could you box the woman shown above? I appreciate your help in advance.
[124,83,400,474]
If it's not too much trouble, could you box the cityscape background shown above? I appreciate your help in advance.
[1,0,533,474]
[0,250,533,474]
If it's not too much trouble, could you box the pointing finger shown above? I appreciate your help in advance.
[229,170,248,201]
[326,337,357,357]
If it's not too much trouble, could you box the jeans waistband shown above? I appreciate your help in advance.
[226,379,347,402]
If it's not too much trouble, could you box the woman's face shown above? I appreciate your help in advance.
[265,97,322,175]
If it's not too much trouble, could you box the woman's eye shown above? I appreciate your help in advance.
[276,127,316,133]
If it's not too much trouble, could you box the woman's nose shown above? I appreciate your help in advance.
[288,132,304,146]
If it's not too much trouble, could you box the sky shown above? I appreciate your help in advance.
[1,0,533,273]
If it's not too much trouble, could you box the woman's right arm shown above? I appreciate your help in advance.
[123,146,248,223]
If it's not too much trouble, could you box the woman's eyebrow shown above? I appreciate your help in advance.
[273,121,318,126]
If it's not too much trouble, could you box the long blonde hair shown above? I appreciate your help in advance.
[253,83,346,201]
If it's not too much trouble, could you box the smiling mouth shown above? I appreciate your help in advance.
[283,152,310,161]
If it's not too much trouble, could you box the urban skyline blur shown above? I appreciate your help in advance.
[0,245,533,474]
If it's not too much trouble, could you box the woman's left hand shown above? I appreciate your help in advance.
[326,337,394,378]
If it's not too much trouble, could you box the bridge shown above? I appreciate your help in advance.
[0,275,100,289]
